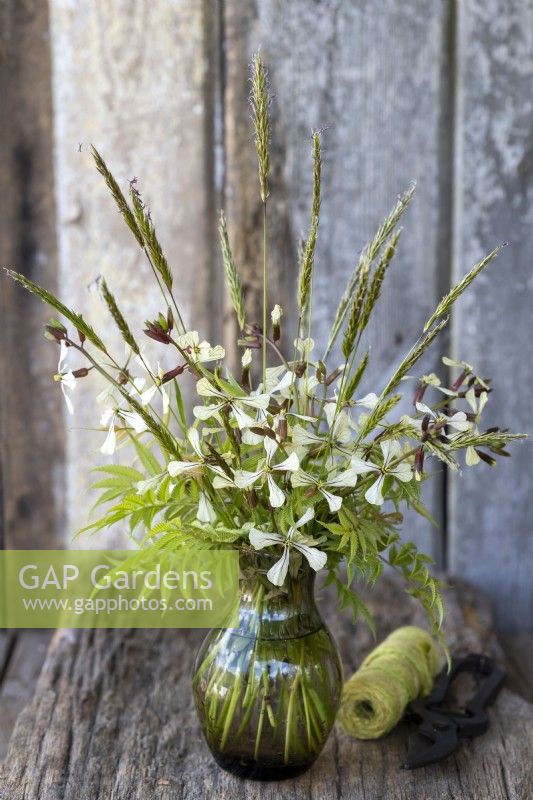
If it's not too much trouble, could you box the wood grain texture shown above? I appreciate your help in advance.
[0,576,531,799]
[47,0,220,543]
[0,0,65,547]
[448,0,533,631]
[223,0,455,561]
[0,631,52,761]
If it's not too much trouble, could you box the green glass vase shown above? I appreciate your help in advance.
[192,550,343,780]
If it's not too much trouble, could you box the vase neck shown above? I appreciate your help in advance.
[237,550,323,640]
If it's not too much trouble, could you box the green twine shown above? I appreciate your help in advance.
[337,626,442,740]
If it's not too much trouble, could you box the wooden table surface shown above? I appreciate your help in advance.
[0,576,532,800]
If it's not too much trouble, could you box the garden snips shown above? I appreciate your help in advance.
[401,653,506,769]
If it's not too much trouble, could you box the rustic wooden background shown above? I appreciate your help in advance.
[0,0,531,631]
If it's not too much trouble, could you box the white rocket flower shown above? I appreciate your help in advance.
[351,440,412,506]
[291,465,359,512]
[99,406,148,455]
[54,340,76,415]
[176,330,225,364]
[234,437,299,507]
[249,508,326,586]
[197,492,217,523]
[193,377,270,429]
[415,403,471,432]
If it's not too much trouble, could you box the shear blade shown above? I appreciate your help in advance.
[402,727,458,770]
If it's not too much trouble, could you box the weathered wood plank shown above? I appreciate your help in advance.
[448,0,533,630]
[0,0,64,548]
[223,0,455,561]
[0,631,52,762]
[0,577,531,799]
[47,0,220,543]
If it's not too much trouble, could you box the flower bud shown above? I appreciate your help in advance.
[143,320,171,344]
[271,304,283,341]
[414,447,425,481]
[245,490,258,509]
[325,367,342,386]
[477,449,496,467]
[241,348,252,384]
[413,382,427,406]
[161,364,186,383]
[166,306,174,333]
[276,417,288,441]
[44,319,67,342]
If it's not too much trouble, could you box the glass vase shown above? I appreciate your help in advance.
[192,549,343,781]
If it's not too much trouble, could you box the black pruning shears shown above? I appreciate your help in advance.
[402,653,506,770]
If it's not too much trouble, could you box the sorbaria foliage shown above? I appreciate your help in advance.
[5,56,524,649]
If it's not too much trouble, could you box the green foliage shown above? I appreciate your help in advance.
[358,394,401,440]
[387,541,445,637]
[298,132,321,315]
[424,246,502,332]
[342,261,370,359]
[359,230,401,332]
[323,571,376,635]
[341,350,369,404]
[130,184,174,292]
[100,278,140,355]
[325,184,415,358]
[250,53,271,203]
[219,212,246,330]
[91,146,144,247]
[381,318,449,397]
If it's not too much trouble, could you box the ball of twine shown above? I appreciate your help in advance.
[337,626,442,740]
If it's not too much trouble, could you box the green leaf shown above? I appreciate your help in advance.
[173,380,187,431]
[130,435,163,476]
[92,464,145,482]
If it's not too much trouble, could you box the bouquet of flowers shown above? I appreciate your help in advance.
[6,55,522,644]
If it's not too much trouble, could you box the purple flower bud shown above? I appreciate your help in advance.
[245,490,258,509]
[477,449,496,467]
[277,417,288,441]
[44,319,67,342]
[415,447,425,476]
[143,321,171,344]
[167,306,174,332]
[413,383,427,406]
[451,369,469,391]
[161,364,186,383]
[325,368,342,386]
